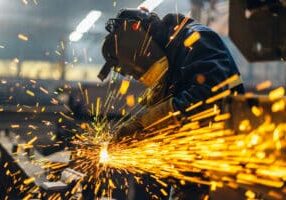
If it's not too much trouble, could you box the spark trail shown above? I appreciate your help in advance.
[71,84,286,199]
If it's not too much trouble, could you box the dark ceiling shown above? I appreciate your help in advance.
[0,0,190,64]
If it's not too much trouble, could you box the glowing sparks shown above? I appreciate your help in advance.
[23,194,33,200]
[18,33,29,41]
[1,71,286,199]
[27,136,38,145]
[96,97,101,117]
[99,144,110,164]
[23,177,35,185]
[214,113,231,121]
[39,86,49,94]
[245,190,256,199]
[269,87,285,101]
[59,112,74,121]
[185,101,203,112]
[76,116,286,191]
[67,84,286,199]
[211,74,241,92]
[167,17,190,46]
[237,173,284,188]
[126,95,135,107]
[119,79,130,95]
[256,80,272,91]
[26,90,35,97]
[239,119,251,132]
[206,90,231,104]
[251,106,263,117]
[272,99,285,112]
[11,124,20,128]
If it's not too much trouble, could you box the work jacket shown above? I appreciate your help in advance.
[140,14,244,128]
[118,14,244,137]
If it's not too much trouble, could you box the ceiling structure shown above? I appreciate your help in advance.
[0,0,190,65]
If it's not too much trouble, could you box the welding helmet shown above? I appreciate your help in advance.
[98,9,169,85]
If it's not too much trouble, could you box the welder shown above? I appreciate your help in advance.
[98,8,244,200]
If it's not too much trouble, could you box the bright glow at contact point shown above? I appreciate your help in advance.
[99,147,109,164]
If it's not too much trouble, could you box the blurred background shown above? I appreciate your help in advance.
[0,0,285,88]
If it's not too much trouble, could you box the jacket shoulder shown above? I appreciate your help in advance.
[185,22,217,35]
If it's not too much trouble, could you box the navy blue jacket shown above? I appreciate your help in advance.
[118,14,244,137]
[135,14,245,130]
[145,14,244,111]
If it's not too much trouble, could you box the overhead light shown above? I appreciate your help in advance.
[69,10,102,42]
[76,10,102,34]
[69,31,83,42]
[137,0,165,11]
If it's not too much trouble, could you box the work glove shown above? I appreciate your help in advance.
[116,98,180,141]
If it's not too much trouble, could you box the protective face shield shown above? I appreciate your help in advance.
[98,9,169,86]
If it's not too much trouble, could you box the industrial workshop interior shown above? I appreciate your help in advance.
[0,0,286,199]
